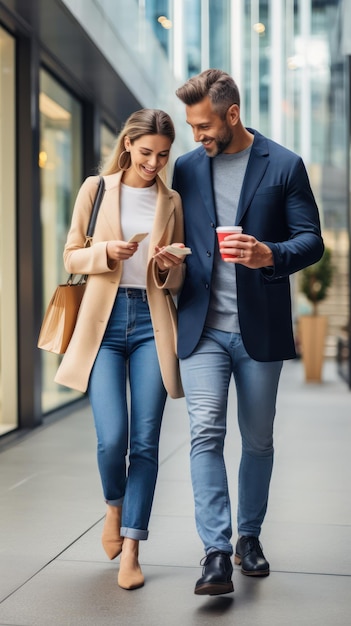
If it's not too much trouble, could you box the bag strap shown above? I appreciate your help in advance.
[67,176,105,285]
[85,176,105,246]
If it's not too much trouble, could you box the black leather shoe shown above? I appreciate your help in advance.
[194,551,234,595]
[235,536,270,577]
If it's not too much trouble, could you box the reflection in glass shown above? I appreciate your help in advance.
[0,26,17,435]
[40,70,83,413]
[100,123,117,164]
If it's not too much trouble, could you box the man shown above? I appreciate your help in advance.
[173,69,324,596]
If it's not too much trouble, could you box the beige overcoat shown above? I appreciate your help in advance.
[54,172,184,398]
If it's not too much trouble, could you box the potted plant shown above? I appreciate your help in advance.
[298,247,334,382]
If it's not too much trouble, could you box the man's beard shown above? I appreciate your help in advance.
[205,127,233,157]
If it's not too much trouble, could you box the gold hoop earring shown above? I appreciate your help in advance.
[118,150,131,171]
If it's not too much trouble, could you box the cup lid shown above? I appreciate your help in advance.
[216,226,243,232]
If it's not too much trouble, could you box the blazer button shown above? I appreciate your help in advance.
[205,283,209,289]
[206,251,211,257]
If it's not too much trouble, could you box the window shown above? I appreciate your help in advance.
[100,123,116,164]
[0,26,17,435]
[39,70,83,412]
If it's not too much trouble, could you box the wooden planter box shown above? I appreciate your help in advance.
[299,315,328,382]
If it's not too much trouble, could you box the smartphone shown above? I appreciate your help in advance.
[128,233,149,243]
[164,245,192,257]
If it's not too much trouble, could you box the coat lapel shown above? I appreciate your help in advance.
[148,176,174,259]
[236,130,269,224]
[194,149,216,223]
[99,171,123,240]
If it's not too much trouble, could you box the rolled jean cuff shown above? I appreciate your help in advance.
[121,527,149,541]
[207,545,233,556]
[106,497,124,507]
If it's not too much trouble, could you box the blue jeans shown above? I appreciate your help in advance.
[88,288,167,541]
[180,327,283,555]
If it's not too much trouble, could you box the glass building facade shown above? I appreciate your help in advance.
[0,0,350,439]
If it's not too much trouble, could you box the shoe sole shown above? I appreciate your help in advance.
[118,578,145,590]
[194,582,234,596]
[235,554,269,577]
[241,568,269,577]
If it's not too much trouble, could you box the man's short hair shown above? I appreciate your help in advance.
[176,69,240,118]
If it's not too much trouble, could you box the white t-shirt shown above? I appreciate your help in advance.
[119,182,157,288]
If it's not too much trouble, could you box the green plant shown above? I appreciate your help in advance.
[300,247,333,315]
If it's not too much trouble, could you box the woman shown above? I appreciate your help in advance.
[55,109,185,590]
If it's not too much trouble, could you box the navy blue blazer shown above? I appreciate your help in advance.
[173,129,324,362]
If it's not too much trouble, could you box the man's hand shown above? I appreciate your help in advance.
[219,234,274,268]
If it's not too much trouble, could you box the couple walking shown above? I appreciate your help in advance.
[55,69,323,594]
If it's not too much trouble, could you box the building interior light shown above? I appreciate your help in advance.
[287,55,304,70]
[157,15,172,29]
[38,151,47,168]
[253,22,265,34]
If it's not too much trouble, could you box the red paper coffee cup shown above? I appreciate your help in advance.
[216,226,243,259]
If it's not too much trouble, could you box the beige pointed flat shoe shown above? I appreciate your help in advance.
[118,539,144,590]
[101,504,123,559]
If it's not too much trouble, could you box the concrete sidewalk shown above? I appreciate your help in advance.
[0,359,350,625]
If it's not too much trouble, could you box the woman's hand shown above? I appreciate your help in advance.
[153,243,186,271]
[107,240,138,262]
